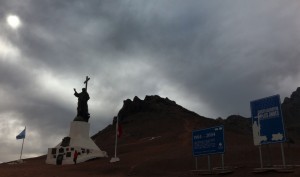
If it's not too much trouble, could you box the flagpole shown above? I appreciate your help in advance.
[19,126,26,162]
[114,117,118,158]
[20,138,25,160]
[110,117,120,163]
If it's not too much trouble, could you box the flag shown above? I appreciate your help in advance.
[117,122,122,138]
[16,128,26,139]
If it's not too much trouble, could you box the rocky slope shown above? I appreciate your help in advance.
[282,87,300,139]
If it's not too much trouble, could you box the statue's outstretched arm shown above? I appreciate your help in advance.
[74,88,79,97]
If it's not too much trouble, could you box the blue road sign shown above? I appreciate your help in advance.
[192,125,225,156]
[250,94,286,146]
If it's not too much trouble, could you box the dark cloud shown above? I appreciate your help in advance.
[1,0,300,162]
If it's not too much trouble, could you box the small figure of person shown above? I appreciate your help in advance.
[73,150,78,164]
[74,88,90,121]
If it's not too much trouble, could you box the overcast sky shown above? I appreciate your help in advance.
[1,0,300,163]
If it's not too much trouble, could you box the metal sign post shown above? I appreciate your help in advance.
[208,155,211,171]
[191,125,233,175]
[281,143,286,168]
[259,145,263,168]
[251,94,293,173]
[221,154,224,170]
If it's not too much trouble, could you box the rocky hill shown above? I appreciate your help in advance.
[92,95,216,149]
[282,87,300,139]
[90,94,300,176]
[94,95,253,139]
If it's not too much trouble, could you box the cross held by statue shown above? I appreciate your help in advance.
[84,76,90,90]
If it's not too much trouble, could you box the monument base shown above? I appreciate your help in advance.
[46,121,107,165]
[110,157,120,163]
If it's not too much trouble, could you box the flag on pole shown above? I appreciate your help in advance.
[16,128,26,139]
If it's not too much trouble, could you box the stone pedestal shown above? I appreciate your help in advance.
[45,121,107,165]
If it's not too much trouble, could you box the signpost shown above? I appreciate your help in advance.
[192,125,225,156]
[250,94,292,173]
[250,94,286,146]
[191,125,232,175]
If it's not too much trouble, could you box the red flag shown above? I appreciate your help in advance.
[117,122,122,138]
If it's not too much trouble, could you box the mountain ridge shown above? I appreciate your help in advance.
[94,87,300,147]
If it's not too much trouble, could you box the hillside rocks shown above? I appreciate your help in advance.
[282,87,300,139]
[224,115,252,134]
[95,87,300,142]
[282,87,300,126]
[117,95,198,121]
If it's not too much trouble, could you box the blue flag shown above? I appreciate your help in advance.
[16,128,26,139]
